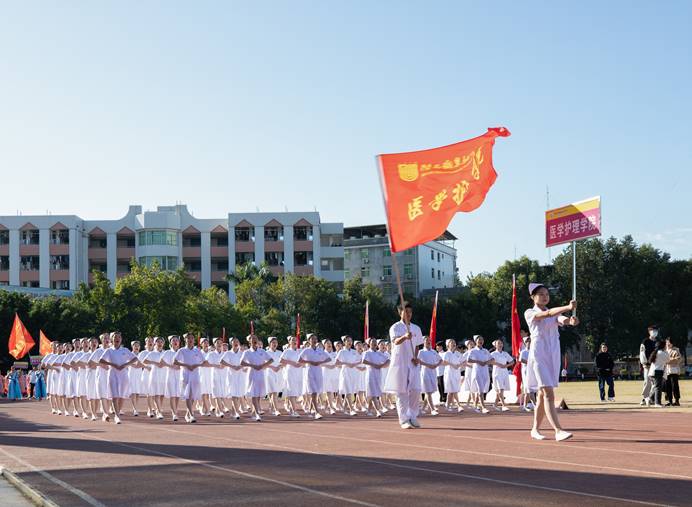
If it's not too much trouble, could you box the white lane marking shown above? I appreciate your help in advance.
[0,447,106,507]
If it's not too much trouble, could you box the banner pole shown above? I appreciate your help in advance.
[572,241,577,318]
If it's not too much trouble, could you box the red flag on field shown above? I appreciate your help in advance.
[8,313,35,360]
[378,127,510,253]
[363,301,369,340]
[39,330,52,356]
[295,313,301,348]
[429,290,439,348]
[511,274,522,357]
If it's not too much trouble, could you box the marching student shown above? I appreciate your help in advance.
[198,338,213,417]
[321,339,340,414]
[62,341,78,417]
[144,337,167,419]
[468,335,492,414]
[519,335,533,412]
[174,332,208,423]
[41,342,59,412]
[100,332,137,424]
[299,333,331,420]
[265,336,284,416]
[206,337,228,417]
[240,334,273,422]
[384,301,424,430]
[490,339,514,411]
[335,335,360,416]
[362,337,390,417]
[525,282,578,441]
[377,340,393,411]
[442,339,463,412]
[220,337,244,419]
[83,337,101,420]
[280,336,304,417]
[354,341,368,412]
[163,335,182,421]
[75,338,92,419]
[127,340,145,416]
[139,337,155,417]
[49,343,67,414]
[418,336,442,415]
[460,339,475,409]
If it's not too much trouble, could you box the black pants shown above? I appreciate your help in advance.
[437,376,446,402]
[665,374,680,403]
[29,383,35,398]
[598,374,614,400]
[651,370,665,405]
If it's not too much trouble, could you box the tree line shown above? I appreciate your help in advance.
[1,235,689,368]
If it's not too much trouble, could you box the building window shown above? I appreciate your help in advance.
[437,270,441,280]
[89,237,107,248]
[89,262,107,273]
[184,260,202,272]
[21,281,40,288]
[20,256,39,271]
[51,280,70,290]
[118,236,136,248]
[383,247,391,257]
[50,255,69,270]
[213,260,229,271]
[383,265,392,277]
[117,262,131,273]
[431,267,435,278]
[21,230,39,245]
[344,268,350,279]
[404,263,414,280]
[294,226,313,241]
[405,248,415,256]
[182,236,201,247]
[264,226,284,242]
[437,252,441,262]
[294,251,313,266]
[138,256,178,270]
[138,230,177,247]
[0,231,9,245]
[235,252,255,265]
[265,251,284,266]
[361,266,370,277]
[430,250,434,260]
[344,250,351,261]
[235,227,254,242]
[212,236,228,247]
[0,256,9,271]
[320,234,343,247]
[360,248,369,259]
[51,229,69,245]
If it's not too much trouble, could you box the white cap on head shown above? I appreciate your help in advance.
[529,282,546,295]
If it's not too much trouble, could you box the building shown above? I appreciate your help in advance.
[0,205,344,301]
[343,224,457,301]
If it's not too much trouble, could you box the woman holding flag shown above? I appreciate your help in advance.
[525,282,578,442]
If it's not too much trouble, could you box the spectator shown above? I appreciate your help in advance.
[639,325,659,406]
[29,366,37,399]
[648,340,669,408]
[664,338,682,406]
[594,343,615,402]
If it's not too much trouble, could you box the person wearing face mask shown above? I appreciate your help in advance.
[639,325,659,406]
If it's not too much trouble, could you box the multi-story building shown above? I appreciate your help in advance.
[0,205,344,301]
[343,224,457,301]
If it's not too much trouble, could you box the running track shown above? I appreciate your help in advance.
[1,400,690,506]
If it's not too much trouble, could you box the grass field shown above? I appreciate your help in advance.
[555,379,691,412]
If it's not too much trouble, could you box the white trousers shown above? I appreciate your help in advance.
[395,390,420,425]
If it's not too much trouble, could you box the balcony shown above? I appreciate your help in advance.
[294,265,313,276]
[19,244,40,256]
[49,243,70,256]
[182,246,201,258]
[210,245,228,258]
[89,247,107,260]
[294,240,313,251]
[211,270,228,283]
[50,270,69,281]
[116,247,135,260]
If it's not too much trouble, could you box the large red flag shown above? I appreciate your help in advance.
[429,290,439,349]
[39,330,53,356]
[378,127,510,252]
[363,301,369,340]
[511,274,522,357]
[8,313,35,360]
[295,313,301,348]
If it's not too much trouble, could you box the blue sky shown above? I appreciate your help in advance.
[1,2,690,277]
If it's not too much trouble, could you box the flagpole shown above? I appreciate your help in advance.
[572,241,577,318]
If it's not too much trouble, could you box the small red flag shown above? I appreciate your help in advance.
[378,127,510,252]
[39,330,52,356]
[363,301,369,340]
[295,313,301,348]
[8,313,35,360]
[429,290,438,349]
[511,274,522,358]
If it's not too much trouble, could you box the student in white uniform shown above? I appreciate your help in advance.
[435,343,446,405]
[377,340,393,411]
[442,339,463,412]
[48,343,66,415]
[240,334,273,422]
[418,336,442,415]
[385,301,425,429]
[174,332,207,423]
[265,337,284,416]
[321,339,339,414]
[81,338,99,420]
[460,339,475,408]
[163,335,182,421]
[335,335,360,416]
[100,332,137,424]
[353,341,368,412]
[220,337,244,420]
[525,282,578,442]
[197,338,213,416]
[75,338,91,419]
[468,335,492,414]
[519,336,533,411]
[206,337,228,417]
[139,337,155,417]
[299,333,331,419]
[144,337,167,419]
[88,335,109,420]
[127,340,145,416]
[62,341,78,417]
[41,342,59,414]
[362,338,390,417]
[280,336,304,417]
[490,339,514,412]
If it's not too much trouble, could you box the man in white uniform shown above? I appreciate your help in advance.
[384,301,424,429]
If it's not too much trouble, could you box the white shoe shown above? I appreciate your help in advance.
[329,408,336,415]
[82,413,89,419]
[57,410,62,415]
[91,415,97,421]
[114,416,122,425]
[102,414,110,422]
[223,407,230,413]
[523,406,533,412]
[132,409,139,416]
[172,415,178,422]
[481,408,490,414]
[473,407,481,413]
[349,410,358,416]
[119,410,124,416]
[400,421,413,429]
[608,398,615,402]
[254,414,262,422]
[380,407,388,414]
[555,430,573,442]
[645,399,651,407]
[446,406,455,412]
[184,413,190,423]
[147,409,153,417]
[653,404,664,408]
[73,410,80,417]
[531,429,546,440]
[273,410,281,417]
[290,412,300,418]
[156,412,164,420]
[375,412,382,418]
[215,411,224,418]
[501,406,510,412]
[51,408,57,414]
[431,410,439,416]
[189,416,197,423]
[409,418,421,428]
[64,411,71,417]
[457,406,464,413]
[314,413,323,420]
[234,413,241,420]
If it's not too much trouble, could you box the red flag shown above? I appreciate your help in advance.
[8,313,35,360]
[378,127,510,252]
[39,330,52,356]
[295,313,301,348]
[429,290,439,348]
[511,274,522,357]
[363,301,369,340]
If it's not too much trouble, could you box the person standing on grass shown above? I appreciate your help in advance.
[664,338,682,406]
[640,325,659,406]
[595,343,615,402]
[648,340,669,408]
[384,300,424,430]
[525,283,578,442]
